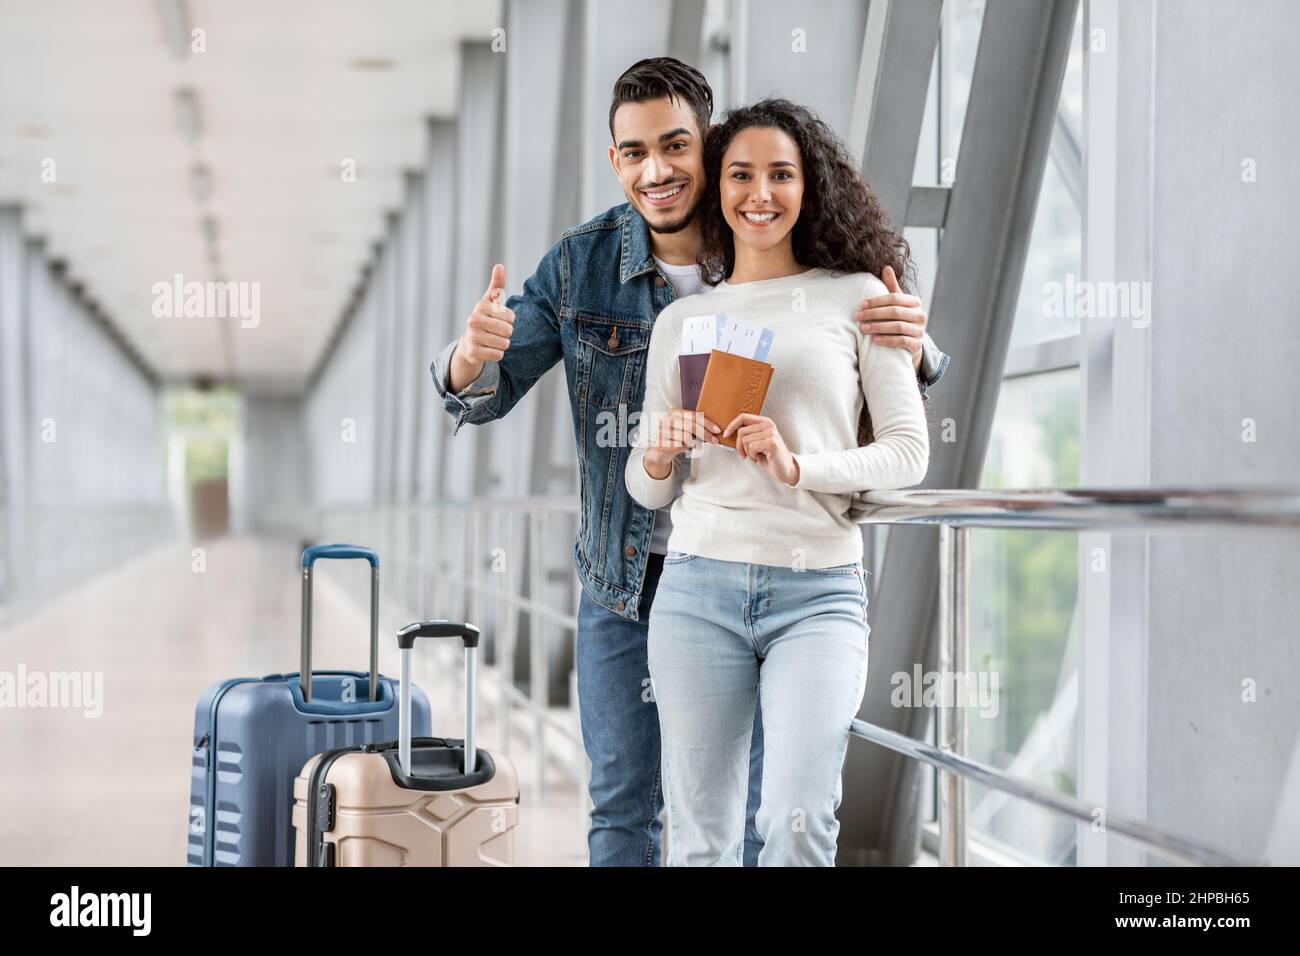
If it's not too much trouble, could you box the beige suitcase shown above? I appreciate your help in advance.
[292,621,519,866]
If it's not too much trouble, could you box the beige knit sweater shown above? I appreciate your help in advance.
[625,267,929,568]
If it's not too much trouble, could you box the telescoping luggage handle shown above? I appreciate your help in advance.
[396,621,481,777]
[300,544,380,704]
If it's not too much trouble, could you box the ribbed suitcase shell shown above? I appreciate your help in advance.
[187,672,431,866]
[292,744,519,866]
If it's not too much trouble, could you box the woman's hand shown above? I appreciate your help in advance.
[723,413,800,486]
[644,407,722,479]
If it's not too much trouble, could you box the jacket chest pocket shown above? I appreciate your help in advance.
[575,314,650,409]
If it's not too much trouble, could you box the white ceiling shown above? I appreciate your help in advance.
[0,0,501,389]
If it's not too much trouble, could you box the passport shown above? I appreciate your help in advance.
[696,349,775,449]
[677,352,712,411]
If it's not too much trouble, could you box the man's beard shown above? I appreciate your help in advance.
[640,192,701,235]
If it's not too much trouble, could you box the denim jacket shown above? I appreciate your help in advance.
[431,203,950,622]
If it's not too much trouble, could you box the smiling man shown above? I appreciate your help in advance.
[431,57,951,867]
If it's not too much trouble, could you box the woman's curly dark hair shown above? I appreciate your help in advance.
[696,98,925,445]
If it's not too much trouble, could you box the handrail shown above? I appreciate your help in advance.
[325,497,581,515]
[848,719,1242,867]
[0,504,174,623]
[318,501,590,809]
[851,485,1300,530]
[846,484,1300,868]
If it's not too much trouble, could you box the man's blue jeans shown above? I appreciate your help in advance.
[576,552,764,866]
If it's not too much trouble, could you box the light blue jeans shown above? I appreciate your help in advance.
[576,553,766,867]
[647,551,871,866]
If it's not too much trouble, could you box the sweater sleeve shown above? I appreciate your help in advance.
[792,284,930,494]
[626,303,686,510]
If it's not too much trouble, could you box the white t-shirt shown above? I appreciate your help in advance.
[646,257,711,555]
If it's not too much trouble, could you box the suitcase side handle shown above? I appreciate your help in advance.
[300,544,380,704]
[397,620,481,778]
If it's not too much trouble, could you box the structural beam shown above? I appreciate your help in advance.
[839,0,1080,866]
[444,40,505,500]
[855,0,943,222]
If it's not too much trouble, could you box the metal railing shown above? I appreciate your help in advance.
[851,485,1300,867]
[320,485,1300,866]
[319,499,588,812]
[0,504,174,623]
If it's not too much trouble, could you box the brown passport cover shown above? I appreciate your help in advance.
[696,349,775,449]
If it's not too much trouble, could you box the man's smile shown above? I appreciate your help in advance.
[641,181,688,207]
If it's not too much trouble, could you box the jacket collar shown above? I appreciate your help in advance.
[618,204,659,285]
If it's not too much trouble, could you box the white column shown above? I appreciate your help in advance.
[0,209,29,601]
[444,41,506,500]
[420,121,457,503]
[579,0,675,218]
[730,0,871,140]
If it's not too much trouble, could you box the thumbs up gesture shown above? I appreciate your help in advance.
[447,264,514,392]
[459,263,515,365]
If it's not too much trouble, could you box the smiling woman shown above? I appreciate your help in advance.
[717,126,805,272]
[625,96,930,868]
[698,98,920,448]
[697,98,913,292]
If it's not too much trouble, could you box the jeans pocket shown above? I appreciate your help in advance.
[663,550,698,565]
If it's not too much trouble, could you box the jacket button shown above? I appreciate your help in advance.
[616,600,626,612]
[654,275,665,287]
[608,329,619,349]
[625,545,636,557]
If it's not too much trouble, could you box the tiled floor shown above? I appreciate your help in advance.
[0,535,588,866]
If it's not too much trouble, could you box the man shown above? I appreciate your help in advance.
[432,57,950,866]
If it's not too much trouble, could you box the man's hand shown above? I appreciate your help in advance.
[722,413,799,486]
[643,408,721,479]
[449,263,513,393]
[855,264,927,374]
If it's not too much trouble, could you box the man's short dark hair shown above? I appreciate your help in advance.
[608,57,714,141]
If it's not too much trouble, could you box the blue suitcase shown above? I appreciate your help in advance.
[187,544,432,866]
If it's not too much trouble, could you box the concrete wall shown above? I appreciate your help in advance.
[1082,0,1300,865]
[0,208,168,607]
[1144,0,1300,864]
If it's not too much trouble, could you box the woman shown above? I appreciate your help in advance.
[624,99,930,866]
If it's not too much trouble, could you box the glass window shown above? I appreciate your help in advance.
[1058,9,1084,148]
[982,368,1080,490]
[1010,5,1084,350]
[910,1,1086,866]
[1010,154,1083,349]
[905,226,938,306]
[951,7,1085,864]
[968,370,1081,864]
[939,0,987,184]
